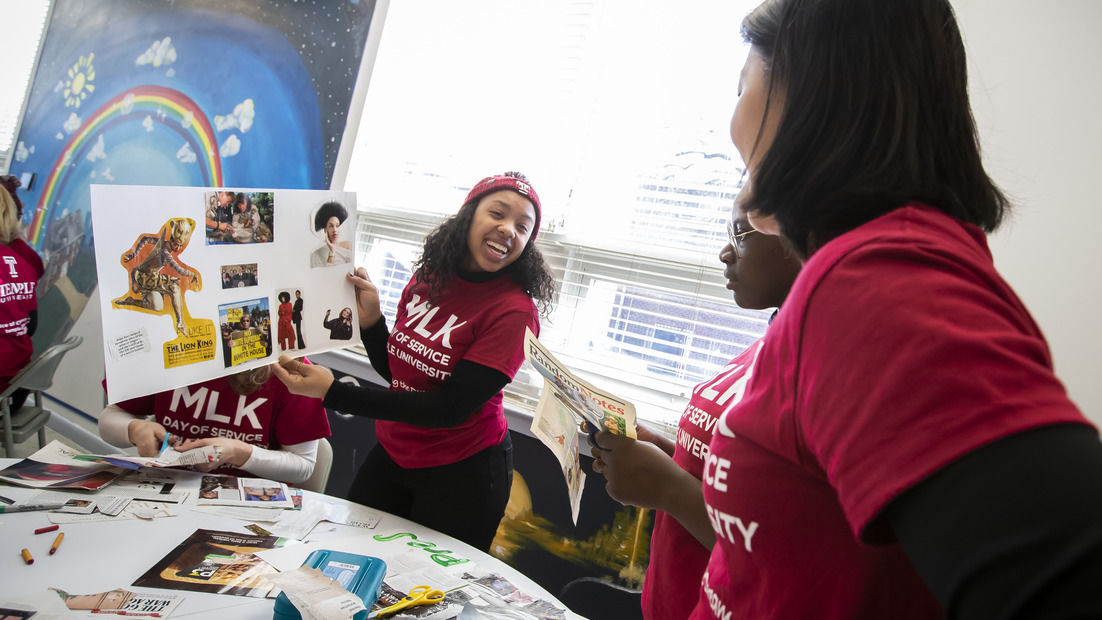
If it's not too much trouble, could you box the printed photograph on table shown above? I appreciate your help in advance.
[197,474,294,509]
[219,298,272,368]
[90,184,358,403]
[133,529,286,598]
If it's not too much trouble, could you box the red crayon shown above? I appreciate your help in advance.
[34,524,60,535]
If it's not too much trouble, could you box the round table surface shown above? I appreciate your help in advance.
[0,458,582,619]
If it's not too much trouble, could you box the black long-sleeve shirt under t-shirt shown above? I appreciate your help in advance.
[322,317,510,429]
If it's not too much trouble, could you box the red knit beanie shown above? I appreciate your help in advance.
[463,173,542,242]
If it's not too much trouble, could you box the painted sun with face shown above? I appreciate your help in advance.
[63,53,96,108]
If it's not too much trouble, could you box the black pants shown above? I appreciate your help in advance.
[294,319,305,348]
[348,433,513,552]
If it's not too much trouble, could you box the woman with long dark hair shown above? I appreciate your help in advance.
[687,1,1102,618]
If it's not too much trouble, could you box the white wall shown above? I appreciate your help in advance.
[956,0,1102,424]
[47,0,1102,428]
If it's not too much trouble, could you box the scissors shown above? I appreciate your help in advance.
[375,585,445,617]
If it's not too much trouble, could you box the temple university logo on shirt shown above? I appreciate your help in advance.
[0,256,36,303]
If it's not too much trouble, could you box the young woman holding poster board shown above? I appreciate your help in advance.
[273,172,555,551]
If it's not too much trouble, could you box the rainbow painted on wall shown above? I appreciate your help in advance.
[28,84,223,245]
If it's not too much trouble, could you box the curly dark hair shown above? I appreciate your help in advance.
[415,173,556,316]
[314,201,348,231]
[278,291,291,304]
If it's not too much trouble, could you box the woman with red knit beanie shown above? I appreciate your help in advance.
[274,171,555,550]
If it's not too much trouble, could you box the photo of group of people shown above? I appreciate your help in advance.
[204,191,274,245]
[220,263,258,289]
[219,299,272,368]
[93,185,358,403]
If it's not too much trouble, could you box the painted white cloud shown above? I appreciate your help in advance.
[220,134,241,157]
[15,142,32,162]
[56,132,64,140]
[63,112,82,134]
[181,110,193,130]
[136,37,177,67]
[120,93,136,115]
[166,68,175,78]
[176,142,197,164]
[101,168,115,181]
[214,99,255,133]
[86,135,107,161]
[142,115,154,132]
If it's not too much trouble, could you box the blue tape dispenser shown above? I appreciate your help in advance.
[272,549,387,620]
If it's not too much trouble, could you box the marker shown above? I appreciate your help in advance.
[34,524,60,535]
[49,532,64,555]
[0,503,67,514]
[21,548,34,565]
[0,494,14,504]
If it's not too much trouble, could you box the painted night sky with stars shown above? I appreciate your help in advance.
[9,0,377,348]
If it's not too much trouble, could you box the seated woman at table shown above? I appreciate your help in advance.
[0,180,44,414]
[98,366,330,484]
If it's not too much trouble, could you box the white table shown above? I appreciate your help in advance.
[0,459,582,619]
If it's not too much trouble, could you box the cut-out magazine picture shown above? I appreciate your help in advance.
[92,184,357,403]
[133,529,286,598]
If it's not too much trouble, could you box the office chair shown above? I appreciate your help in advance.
[1,335,83,458]
[298,437,333,493]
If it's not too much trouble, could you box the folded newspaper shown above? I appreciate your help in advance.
[523,328,638,524]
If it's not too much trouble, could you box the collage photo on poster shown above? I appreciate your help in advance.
[91,185,358,403]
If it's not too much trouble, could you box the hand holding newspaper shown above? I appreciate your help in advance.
[523,328,638,523]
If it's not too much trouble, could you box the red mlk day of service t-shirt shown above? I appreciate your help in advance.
[115,374,330,480]
[642,342,762,620]
[691,205,1090,619]
[376,273,539,468]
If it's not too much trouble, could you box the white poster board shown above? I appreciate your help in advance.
[91,184,359,403]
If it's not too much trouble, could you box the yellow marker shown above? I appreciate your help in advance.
[21,548,34,564]
[49,532,64,555]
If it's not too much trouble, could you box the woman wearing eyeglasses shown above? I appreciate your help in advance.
[688,1,1102,618]
[590,187,800,620]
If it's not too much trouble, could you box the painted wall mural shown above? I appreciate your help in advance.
[9,0,378,349]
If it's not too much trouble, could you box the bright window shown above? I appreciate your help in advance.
[0,0,50,170]
[345,0,765,430]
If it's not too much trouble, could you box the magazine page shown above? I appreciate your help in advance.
[72,443,222,470]
[195,474,294,509]
[531,387,586,525]
[132,529,286,598]
[0,440,124,490]
[90,184,360,403]
[523,328,638,438]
